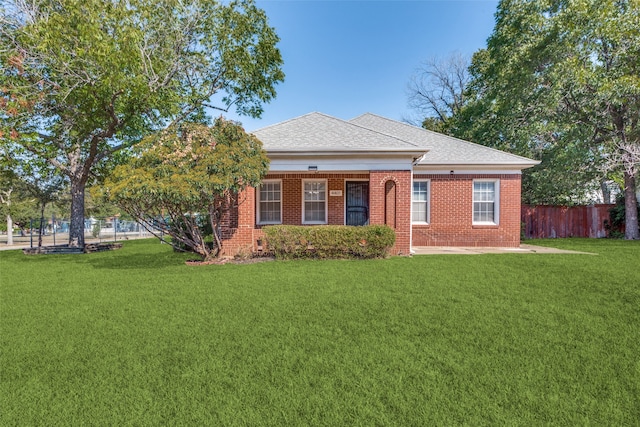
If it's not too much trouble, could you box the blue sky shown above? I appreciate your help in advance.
[226,0,499,131]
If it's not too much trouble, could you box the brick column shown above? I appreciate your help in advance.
[369,170,412,255]
[220,187,257,257]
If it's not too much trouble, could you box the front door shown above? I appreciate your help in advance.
[346,181,369,226]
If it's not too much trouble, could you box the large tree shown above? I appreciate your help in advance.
[454,47,606,205]
[405,51,605,205]
[102,119,268,261]
[1,0,284,247]
[455,0,639,237]
[405,52,471,133]
[0,164,62,242]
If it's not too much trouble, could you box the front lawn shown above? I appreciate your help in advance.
[1,239,639,425]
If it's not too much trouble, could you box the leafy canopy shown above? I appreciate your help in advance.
[102,118,269,260]
[453,0,639,210]
[1,0,284,245]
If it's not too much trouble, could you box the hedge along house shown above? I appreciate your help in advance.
[219,112,539,256]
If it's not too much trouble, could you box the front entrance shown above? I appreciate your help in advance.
[345,181,369,226]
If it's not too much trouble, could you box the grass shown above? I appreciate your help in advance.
[1,238,639,425]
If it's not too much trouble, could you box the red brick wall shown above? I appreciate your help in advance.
[411,174,522,247]
[369,171,412,255]
[220,172,523,256]
[262,173,368,226]
[219,187,256,257]
[220,172,413,256]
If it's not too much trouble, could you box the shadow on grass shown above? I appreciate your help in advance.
[83,240,194,270]
[3,239,193,271]
[85,251,192,270]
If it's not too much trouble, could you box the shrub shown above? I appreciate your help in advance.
[606,195,640,238]
[262,225,396,260]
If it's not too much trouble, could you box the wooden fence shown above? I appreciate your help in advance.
[521,204,615,239]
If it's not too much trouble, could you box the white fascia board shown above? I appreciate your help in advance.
[414,163,538,173]
[267,152,423,172]
[413,168,523,175]
[266,149,427,156]
[269,158,414,172]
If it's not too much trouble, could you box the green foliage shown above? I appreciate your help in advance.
[102,119,269,260]
[1,0,284,245]
[0,166,60,230]
[263,225,396,260]
[606,195,640,238]
[91,222,101,239]
[421,117,447,134]
[452,0,640,211]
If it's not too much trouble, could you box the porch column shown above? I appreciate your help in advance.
[369,171,412,255]
[220,186,256,257]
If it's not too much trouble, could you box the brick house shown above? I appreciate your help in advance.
[220,112,539,256]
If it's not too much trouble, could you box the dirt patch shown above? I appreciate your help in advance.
[23,243,123,255]
[185,255,276,266]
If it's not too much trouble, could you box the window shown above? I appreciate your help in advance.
[303,180,327,224]
[473,180,499,224]
[257,180,281,224]
[412,180,430,223]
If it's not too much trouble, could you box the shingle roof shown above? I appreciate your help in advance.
[350,113,539,166]
[349,113,539,167]
[252,111,539,168]
[252,112,423,153]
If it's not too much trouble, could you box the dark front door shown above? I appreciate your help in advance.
[346,181,369,226]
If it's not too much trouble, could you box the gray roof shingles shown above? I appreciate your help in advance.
[349,113,539,166]
[251,111,539,167]
[252,112,422,152]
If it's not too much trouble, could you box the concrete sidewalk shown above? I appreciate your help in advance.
[411,244,595,255]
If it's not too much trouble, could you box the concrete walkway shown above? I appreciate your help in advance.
[411,244,595,255]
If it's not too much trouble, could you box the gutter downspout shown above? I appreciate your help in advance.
[409,154,427,255]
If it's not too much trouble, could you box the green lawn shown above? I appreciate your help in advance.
[1,239,639,426]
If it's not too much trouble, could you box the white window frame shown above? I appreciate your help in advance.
[472,179,500,225]
[256,180,282,225]
[302,179,328,224]
[412,179,430,224]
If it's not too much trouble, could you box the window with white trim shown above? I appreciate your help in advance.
[473,180,499,224]
[257,180,282,224]
[302,180,327,224]
[412,180,430,223]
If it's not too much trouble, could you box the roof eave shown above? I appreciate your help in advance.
[415,161,540,170]
[266,148,427,157]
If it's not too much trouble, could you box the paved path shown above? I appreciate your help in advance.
[411,244,595,255]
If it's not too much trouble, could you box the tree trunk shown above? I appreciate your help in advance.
[6,214,13,245]
[38,202,46,248]
[600,180,611,204]
[623,172,639,240]
[69,180,86,247]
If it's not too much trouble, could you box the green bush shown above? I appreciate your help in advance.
[606,195,640,238]
[263,225,396,260]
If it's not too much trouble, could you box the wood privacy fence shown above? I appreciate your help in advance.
[521,204,615,239]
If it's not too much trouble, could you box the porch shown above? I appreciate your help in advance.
[220,171,413,256]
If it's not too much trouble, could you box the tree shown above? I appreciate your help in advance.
[406,51,603,204]
[406,52,471,133]
[101,119,268,261]
[0,153,66,245]
[455,0,639,237]
[1,0,284,247]
[22,169,64,247]
[0,168,19,244]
